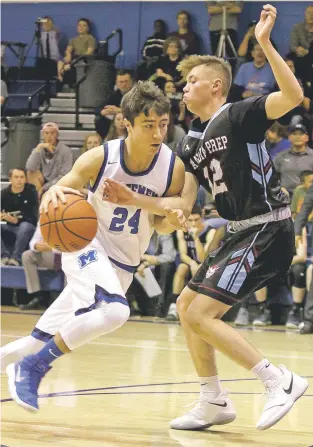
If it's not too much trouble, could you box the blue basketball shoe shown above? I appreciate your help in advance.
[6,355,51,412]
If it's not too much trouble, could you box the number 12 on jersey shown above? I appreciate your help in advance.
[109,207,142,234]
[203,158,228,198]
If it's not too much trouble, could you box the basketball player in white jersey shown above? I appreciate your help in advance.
[2,81,186,412]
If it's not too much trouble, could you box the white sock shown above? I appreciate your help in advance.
[251,358,282,384]
[59,301,130,350]
[199,375,222,400]
[0,336,45,372]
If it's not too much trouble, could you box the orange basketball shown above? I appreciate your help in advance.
[40,193,98,252]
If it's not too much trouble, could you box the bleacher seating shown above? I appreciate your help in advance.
[1,265,65,292]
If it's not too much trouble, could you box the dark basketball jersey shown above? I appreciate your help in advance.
[184,221,212,263]
[178,96,290,221]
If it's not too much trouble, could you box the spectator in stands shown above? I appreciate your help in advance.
[58,18,96,82]
[135,232,176,317]
[169,10,200,55]
[105,112,127,142]
[233,43,276,99]
[151,36,184,89]
[237,20,277,63]
[207,1,243,55]
[20,222,62,310]
[295,182,313,334]
[26,122,73,198]
[81,132,102,154]
[1,79,8,105]
[166,205,216,321]
[290,5,313,81]
[38,17,61,80]
[94,70,134,139]
[163,103,186,152]
[266,122,291,159]
[1,168,38,266]
[274,123,313,195]
[291,170,313,219]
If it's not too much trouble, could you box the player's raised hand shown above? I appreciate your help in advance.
[164,206,188,232]
[255,4,277,44]
[40,185,83,214]
[102,178,135,205]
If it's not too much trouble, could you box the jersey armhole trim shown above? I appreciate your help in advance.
[89,143,108,193]
[162,152,176,197]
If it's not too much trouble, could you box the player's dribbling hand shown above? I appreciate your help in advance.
[102,178,135,205]
[39,185,83,214]
[164,206,188,232]
[255,4,277,44]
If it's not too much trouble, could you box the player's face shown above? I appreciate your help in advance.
[187,213,202,229]
[127,111,169,155]
[183,65,220,115]
[289,131,309,148]
[43,128,58,145]
[86,135,102,151]
[9,169,26,189]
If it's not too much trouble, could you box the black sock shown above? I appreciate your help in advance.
[292,302,303,310]
[171,293,179,304]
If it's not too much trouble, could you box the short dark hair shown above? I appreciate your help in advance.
[8,167,26,177]
[116,69,134,79]
[176,9,190,20]
[78,18,91,29]
[300,170,313,183]
[191,204,202,216]
[121,81,170,125]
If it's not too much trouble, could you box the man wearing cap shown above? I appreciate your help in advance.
[26,122,73,198]
[274,123,313,196]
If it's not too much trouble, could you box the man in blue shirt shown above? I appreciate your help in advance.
[234,43,276,98]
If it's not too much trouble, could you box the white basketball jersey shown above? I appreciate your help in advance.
[88,139,176,272]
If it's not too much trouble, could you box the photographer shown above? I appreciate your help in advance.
[1,168,38,266]
[26,122,72,198]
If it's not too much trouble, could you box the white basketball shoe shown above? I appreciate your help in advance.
[257,365,308,430]
[170,390,236,430]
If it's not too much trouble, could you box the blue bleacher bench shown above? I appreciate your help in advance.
[1,266,65,292]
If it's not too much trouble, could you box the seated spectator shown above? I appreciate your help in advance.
[26,122,73,198]
[94,70,134,139]
[151,36,184,89]
[105,112,127,142]
[1,168,38,266]
[290,5,313,82]
[237,20,276,63]
[233,43,276,99]
[207,1,243,55]
[274,123,313,195]
[266,122,291,159]
[169,10,200,56]
[20,222,62,310]
[58,18,96,83]
[166,205,216,321]
[1,79,8,105]
[291,170,313,219]
[163,104,186,152]
[81,132,102,154]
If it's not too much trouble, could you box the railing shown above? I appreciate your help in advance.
[99,28,123,60]
[1,117,9,148]
[70,55,89,130]
[4,83,50,116]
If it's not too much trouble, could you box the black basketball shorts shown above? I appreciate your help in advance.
[188,218,295,306]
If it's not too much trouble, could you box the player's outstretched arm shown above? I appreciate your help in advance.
[255,4,303,119]
[40,146,104,213]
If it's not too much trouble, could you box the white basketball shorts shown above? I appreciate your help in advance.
[32,238,133,341]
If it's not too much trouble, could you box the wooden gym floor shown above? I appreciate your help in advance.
[1,306,312,447]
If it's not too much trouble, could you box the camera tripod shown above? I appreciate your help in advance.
[24,20,44,64]
[215,6,237,59]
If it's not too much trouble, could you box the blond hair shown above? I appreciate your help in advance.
[81,132,102,153]
[177,55,232,97]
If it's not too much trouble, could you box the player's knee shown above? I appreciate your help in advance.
[97,301,130,331]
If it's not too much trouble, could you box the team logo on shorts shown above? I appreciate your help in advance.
[78,250,98,269]
[206,265,219,278]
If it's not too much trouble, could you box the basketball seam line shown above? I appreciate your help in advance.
[61,219,94,242]
[40,217,97,227]
[54,206,70,252]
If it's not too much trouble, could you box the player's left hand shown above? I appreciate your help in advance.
[255,4,277,44]
[102,178,136,205]
[164,206,188,232]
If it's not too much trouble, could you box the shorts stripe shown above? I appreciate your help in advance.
[75,284,128,316]
[31,327,53,342]
[188,282,241,305]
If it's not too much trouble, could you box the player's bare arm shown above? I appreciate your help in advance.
[255,4,304,119]
[40,146,105,213]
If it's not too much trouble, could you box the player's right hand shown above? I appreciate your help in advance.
[102,178,136,205]
[39,185,83,214]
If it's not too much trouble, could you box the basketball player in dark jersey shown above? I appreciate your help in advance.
[102,5,308,430]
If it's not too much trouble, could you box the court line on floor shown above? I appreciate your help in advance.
[2,333,313,360]
[0,310,298,332]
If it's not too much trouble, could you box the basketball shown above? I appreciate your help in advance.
[40,193,98,252]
